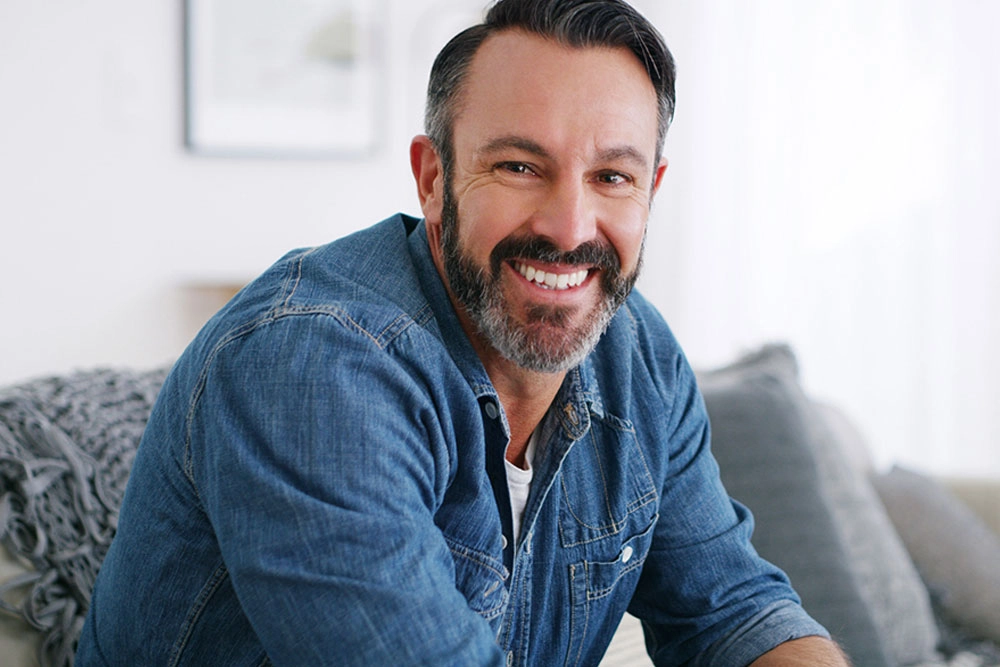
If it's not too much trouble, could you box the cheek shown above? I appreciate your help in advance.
[456,192,528,256]
[603,209,648,273]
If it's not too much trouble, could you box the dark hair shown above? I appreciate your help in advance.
[425,0,676,176]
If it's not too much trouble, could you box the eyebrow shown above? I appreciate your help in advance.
[478,135,553,160]
[594,145,650,170]
[477,135,651,170]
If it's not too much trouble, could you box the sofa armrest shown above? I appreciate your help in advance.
[941,477,1000,538]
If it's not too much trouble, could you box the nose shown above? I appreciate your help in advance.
[529,178,598,253]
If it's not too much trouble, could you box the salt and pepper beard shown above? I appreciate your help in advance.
[439,180,643,374]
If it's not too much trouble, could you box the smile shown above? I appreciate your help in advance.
[513,261,590,291]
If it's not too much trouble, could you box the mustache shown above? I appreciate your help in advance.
[489,235,622,276]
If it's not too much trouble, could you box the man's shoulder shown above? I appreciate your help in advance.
[587,289,693,406]
[282,213,427,312]
[187,214,440,364]
[250,214,427,314]
[607,289,682,355]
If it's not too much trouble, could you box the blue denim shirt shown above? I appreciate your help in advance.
[77,214,827,666]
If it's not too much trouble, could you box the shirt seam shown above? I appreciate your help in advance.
[181,303,428,491]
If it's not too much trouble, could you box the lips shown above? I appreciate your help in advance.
[513,261,590,291]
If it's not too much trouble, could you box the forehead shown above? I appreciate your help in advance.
[453,30,660,162]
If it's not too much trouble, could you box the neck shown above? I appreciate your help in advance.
[457,302,564,467]
[425,225,566,465]
[487,356,564,468]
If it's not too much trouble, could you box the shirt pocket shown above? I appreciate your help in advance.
[444,536,509,622]
[558,412,659,549]
[564,516,658,667]
[558,413,660,666]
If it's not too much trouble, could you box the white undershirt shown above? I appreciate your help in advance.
[504,429,539,547]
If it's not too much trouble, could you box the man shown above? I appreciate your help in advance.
[77,1,848,664]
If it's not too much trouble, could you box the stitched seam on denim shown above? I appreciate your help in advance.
[90,616,113,665]
[497,549,525,650]
[567,563,588,667]
[558,493,658,547]
[559,483,658,547]
[182,313,280,488]
[278,247,319,311]
[582,414,659,519]
[584,555,646,601]
[445,536,509,618]
[411,302,435,328]
[269,304,420,350]
[592,432,617,526]
[182,305,420,486]
[625,488,659,515]
[444,537,507,580]
[622,424,659,514]
[559,428,653,534]
[516,548,532,666]
[516,554,531,664]
[596,411,634,433]
[167,562,230,667]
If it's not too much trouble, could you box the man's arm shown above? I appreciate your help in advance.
[194,320,507,665]
[751,636,851,666]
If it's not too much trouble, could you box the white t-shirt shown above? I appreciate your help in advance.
[504,429,538,547]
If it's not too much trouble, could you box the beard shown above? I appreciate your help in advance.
[439,181,642,374]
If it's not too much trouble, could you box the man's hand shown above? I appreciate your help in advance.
[750,636,852,666]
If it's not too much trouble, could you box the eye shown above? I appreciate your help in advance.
[495,161,537,176]
[596,171,632,186]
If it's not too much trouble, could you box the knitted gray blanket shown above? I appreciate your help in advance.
[0,367,168,667]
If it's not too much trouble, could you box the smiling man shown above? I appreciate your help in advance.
[76,1,848,665]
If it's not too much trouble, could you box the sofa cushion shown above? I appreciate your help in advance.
[698,344,939,666]
[808,401,942,665]
[874,466,1000,646]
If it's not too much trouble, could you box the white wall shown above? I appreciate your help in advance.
[2,1,997,477]
[0,0,481,380]
[648,1,1000,478]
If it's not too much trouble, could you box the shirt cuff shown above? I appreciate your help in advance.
[697,599,831,666]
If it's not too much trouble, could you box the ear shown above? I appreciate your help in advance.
[649,157,668,201]
[410,135,445,225]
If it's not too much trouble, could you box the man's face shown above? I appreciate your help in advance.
[422,30,666,373]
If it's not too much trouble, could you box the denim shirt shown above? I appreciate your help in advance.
[77,214,827,666]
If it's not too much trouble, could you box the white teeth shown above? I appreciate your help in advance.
[514,262,589,291]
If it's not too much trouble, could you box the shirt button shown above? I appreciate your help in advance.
[484,401,499,420]
[621,545,634,563]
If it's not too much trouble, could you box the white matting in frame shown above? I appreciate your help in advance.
[185,0,383,157]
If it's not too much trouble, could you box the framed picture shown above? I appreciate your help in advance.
[184,0,383,157]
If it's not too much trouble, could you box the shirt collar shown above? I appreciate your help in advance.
[404,216,602,441]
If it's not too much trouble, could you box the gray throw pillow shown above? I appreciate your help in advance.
[699,344,939,666]
[808,403,941,665]
[699,346,890,666]
[874,466,1000,645]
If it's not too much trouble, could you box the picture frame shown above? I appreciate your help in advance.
[184,0,383,158]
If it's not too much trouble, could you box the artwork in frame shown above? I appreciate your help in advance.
[184,0,383,158]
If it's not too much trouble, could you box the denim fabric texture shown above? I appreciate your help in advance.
[75,214,827,666]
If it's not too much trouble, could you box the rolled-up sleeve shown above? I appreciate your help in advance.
[626,333,828,665]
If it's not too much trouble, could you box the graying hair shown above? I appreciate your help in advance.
[424,0,676,180]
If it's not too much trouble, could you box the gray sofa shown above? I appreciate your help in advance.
[1,345,999,666]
